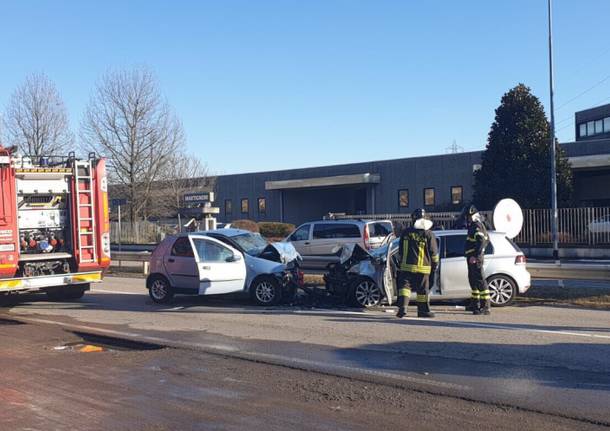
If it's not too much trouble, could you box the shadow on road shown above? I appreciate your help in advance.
[331,339,610,394]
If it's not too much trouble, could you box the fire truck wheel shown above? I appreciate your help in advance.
[148,275,174,304]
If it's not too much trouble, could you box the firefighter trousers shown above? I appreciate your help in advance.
[396,271,431,313]
[467,259,490,309]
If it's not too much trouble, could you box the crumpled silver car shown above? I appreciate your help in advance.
[146,229,303,305]
[324,229,531,308]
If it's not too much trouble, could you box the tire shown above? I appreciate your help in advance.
[487,274,516,307]
[349,277,382,308]
[46,285,87,301]
[148,275,174,304]
[250,276,282,306]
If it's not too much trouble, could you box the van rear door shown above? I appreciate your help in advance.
[367,221,394,249]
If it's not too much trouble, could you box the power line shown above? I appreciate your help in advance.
[558,45,610,85]
[556,72,610,111]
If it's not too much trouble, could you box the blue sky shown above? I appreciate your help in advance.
[1,1,610,174]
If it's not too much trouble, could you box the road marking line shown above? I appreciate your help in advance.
[90,289,144,295]
[395,317,610,340]
[87,289,610,339]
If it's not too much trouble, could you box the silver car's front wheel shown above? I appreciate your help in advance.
[487,275,516,306]
[251,277,281,306]
[351,278,382,308]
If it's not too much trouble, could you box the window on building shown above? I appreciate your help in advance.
[451,186,463,205]
[225,199,232,216]
[258,197,266,215]
[241,198,249,214]
[398,189,409,208]
[579,123,587,138]
[587,121,595,136]
[604,117,610,133]
[595,119,604,134]
[424,188,435,206]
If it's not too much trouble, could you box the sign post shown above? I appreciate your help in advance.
[111,199,128,259]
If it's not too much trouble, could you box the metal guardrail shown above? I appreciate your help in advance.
[111,251,609,281]
[111,251,152,274]
[527,262,610,281]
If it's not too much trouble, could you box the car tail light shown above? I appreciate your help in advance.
[515,255,526,265]
[363,225,371,250]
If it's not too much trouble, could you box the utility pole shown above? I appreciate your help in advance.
[548,0,559,263]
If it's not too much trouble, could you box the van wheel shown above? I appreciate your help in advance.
[350,277,382,308]
[148,276,174,304]
[487,275,516,307]
[251,276,281,306]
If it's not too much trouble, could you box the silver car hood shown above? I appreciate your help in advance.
[261,241,302,265]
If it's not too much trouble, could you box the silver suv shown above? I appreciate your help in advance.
[285,219,394,268]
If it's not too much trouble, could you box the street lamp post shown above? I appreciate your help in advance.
[548,0,559,263]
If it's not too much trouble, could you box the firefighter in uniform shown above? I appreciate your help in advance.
[396,209,439,318]
[462,205,491,315]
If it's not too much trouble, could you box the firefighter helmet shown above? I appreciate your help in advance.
[411,208,426,222]
[461,204,479,221]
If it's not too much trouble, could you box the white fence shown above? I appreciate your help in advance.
[333,207,610,246]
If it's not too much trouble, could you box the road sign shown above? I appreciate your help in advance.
[111,198,127,207]
[183,192,215,204]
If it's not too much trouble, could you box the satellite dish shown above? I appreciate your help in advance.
[492,199,523,239]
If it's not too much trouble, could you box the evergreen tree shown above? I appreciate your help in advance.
[473,84,573,209]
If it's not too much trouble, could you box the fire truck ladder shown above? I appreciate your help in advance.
[74,160,97,264]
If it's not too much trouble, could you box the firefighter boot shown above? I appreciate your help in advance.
[465,298,477,312]
[472,300,482,315]
[471,291,482,315]
[416,295,435,318]
[480,298,491,315]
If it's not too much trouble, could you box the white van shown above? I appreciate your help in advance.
[285,220,394,268]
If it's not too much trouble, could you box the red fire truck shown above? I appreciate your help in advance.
[0,145,111,300]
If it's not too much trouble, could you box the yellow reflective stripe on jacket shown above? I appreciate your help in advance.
[417,242,424,268]
[401,239,409,269]
[400,263,432,274]
[431,254,439,263]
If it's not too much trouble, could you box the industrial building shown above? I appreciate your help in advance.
[214,104,610,225]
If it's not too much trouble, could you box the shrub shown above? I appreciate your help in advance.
[231,219,260,233]
[258,222,295,239]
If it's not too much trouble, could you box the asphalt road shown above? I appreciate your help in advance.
[2,276,610,429]
[2,318,604,431]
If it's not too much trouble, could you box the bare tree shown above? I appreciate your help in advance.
[3,72,73,157]
[81,68,185,223]
[156,151,210,220]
